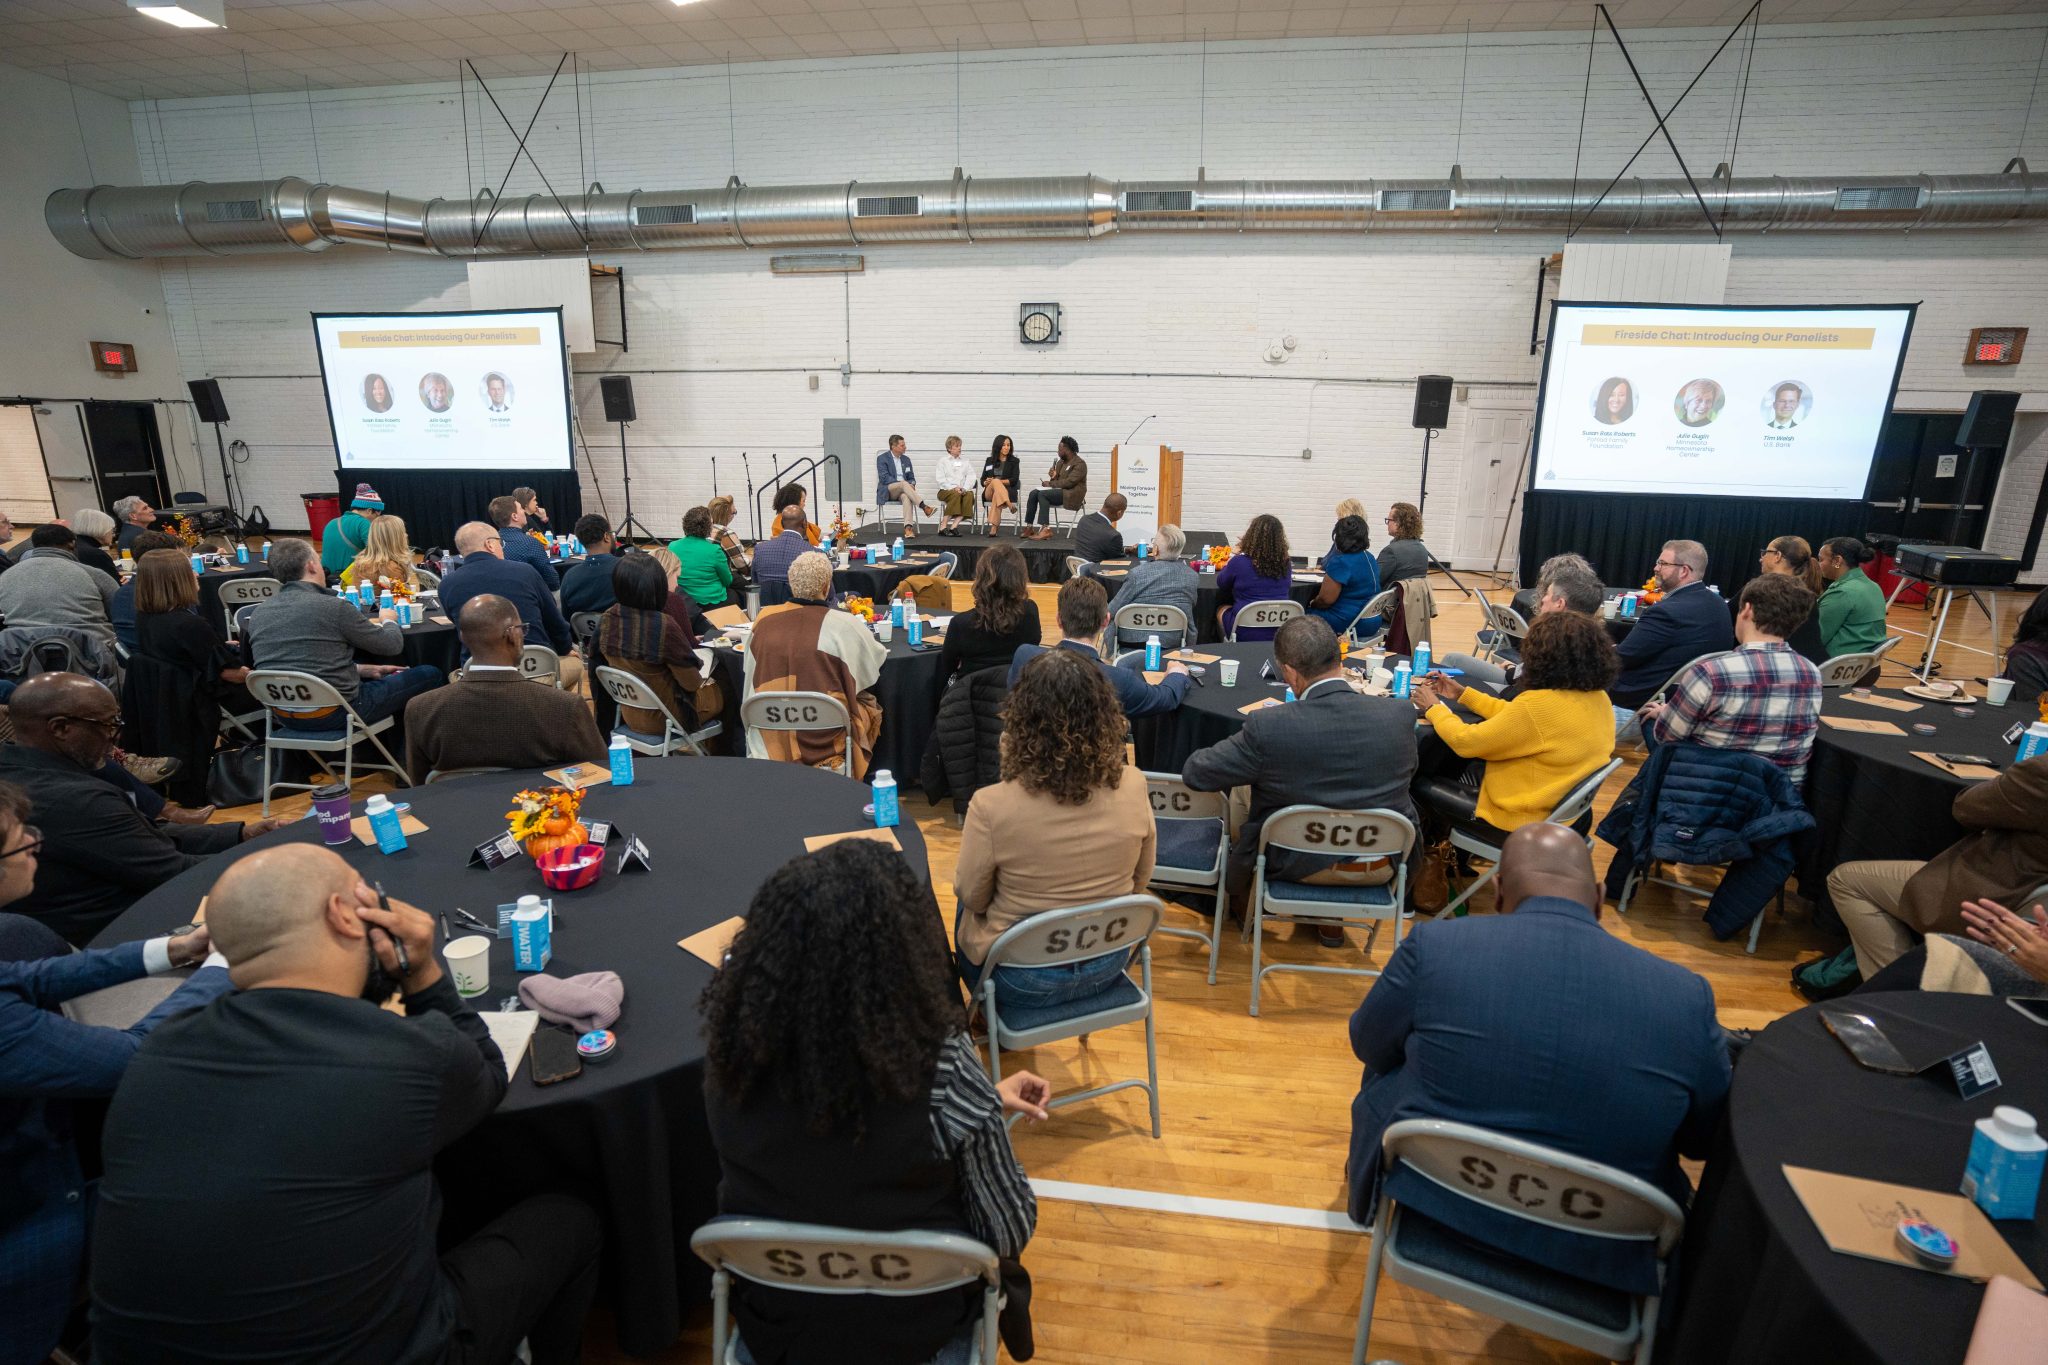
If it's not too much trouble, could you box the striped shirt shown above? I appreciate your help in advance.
[927,1033,1037,1257]
[1652,641,1822,784]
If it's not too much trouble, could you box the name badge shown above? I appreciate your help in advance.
[467,830,521,870]
[615,833,653,874]
[1925,1041,2001,1100]
[585,819,613,846]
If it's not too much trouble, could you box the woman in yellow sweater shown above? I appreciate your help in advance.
[1408,610,1618,840]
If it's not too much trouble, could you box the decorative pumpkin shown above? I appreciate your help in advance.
[505,787,589,860]
[522,819,589,859]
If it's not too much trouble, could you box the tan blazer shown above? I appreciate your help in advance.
[953,765,1156,966]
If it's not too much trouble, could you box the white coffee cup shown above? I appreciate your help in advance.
[445,935,492,998]
[1985,676,2015,707]
[1219,659,1240,687]
[876,618,894,642]
[1602,599,1619,620]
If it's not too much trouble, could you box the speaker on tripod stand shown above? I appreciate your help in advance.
[599,375,655,544]
[1410,374,1476,600]
[187,378,245,534]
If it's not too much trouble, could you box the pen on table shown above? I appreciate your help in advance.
[439,912,452,940]
[375,880,409,977]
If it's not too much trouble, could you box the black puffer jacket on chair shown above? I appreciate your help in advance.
[919,665,1008,816]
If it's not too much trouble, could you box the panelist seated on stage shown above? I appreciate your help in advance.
[487,494,558,591]
[1608,539,1734,711]
[875,434,937,532]
[438,523,581,691]
[404,595,606,782]
[932,435,976,534]
[1009,576,1187,719]
[1347,823,1729,1298]
[981,435,1021,537]
[87,845,604,1365]
[1023,436,1087,539]
[1106,524,1199,645]
[1072,493,1130,563]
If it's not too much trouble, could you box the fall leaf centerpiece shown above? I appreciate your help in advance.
[828,511,854,548]
[1204,544,1235,570]
[506,786,588,859]
[842,594,876,623]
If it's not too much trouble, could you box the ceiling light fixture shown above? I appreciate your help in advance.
[127,0,225,28]
[667,0,706,7]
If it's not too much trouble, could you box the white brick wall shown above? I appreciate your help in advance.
[114,17,2048,563]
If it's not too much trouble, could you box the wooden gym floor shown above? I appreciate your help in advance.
[208,566,2026,1365]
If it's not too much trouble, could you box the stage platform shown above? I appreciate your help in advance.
[844,522,1227,583]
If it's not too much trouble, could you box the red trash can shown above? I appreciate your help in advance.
[302,493,343,545]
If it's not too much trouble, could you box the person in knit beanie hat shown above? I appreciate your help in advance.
[321,482,386,576]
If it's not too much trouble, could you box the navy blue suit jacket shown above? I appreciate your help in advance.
[1610,582,1733,709]
[438,554,571,654]
[875,450,916,505]
[1347,896,1728,1294]
[498,528,560,590]
[1007,638,1187,718]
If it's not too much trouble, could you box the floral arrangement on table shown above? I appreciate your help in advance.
[166,515,204,551]
[1204,544,1236,569]
[842,594,876,623]
[506,787,588,858]
[828,511,854,547]
[1637,576,1665,606]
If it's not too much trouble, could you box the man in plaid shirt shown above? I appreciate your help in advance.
[1644,574,1823,782]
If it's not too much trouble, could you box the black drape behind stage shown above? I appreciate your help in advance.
[334,469,583,550]
[1517,490,1869,593]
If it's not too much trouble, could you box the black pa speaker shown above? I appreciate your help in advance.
[1956,390,2020,448]
[599,374,637,424]
[188,378,229,424]
[1412,374,1453,429]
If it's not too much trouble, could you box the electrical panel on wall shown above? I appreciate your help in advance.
[1019,303,1061,346]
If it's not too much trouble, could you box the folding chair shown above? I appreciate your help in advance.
[412,567,440,589]
[929,550,960,580]
[691,1220,1003,1365]
[1344,587,1402,648]
[1815,651,1881,689]
[1475,599,1529,664]
[218,576,280,637]
[518,644,562,687]
[1613,839,1787,954]
[594,666,723,757]
[1229,597,1303,642]
[1248,806,1415,1017]
[1621,652,1731,748]
[740,689,855,775]
[1113,602,1190,652]
[1354,1119,1684,1365]
[1436,759,1622,919]
[1142,772,1229,984]
[972,895,1164,1136]
[1065,556,1091,581]
[244,669,410,815]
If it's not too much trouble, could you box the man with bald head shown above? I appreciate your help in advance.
[403,594,606,782]
[0,674,281,943]
[1345,823,1729,1296]
[438,520,576,682]
[90,845,603,1365]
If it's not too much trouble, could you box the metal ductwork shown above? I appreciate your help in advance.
[45,168,2048,261]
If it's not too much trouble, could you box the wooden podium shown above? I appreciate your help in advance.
[1109,443,1182,542]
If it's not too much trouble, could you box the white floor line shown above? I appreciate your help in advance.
[1030,1178,1367,1234]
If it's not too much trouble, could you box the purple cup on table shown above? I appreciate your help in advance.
[312,782,353,847]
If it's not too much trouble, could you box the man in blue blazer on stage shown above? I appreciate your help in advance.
[875,435,936,535]
[1609,539,1734,709]
[1346,822,1729,1296]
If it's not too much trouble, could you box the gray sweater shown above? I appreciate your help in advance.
[242,580,403,701]
[1106,559,1201,642]
[1377,537,1432,584]
[0,548,119,648]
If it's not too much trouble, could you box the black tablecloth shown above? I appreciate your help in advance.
[1664,994,2048,1365]
[392,617,461,676]
[833,553,945,601]
[703,631,946,788]
[1129,642,1285,771]
[195,562,276,629]
[90,759,929,1355]
[1091,562,1322,644]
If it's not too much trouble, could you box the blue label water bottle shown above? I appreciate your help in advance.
[1145,634,1162,671]
[190,552,204,575]
[1964,1106,2045,1220]
[1412,641,1432,677]
[1392,661,1413,699]
[2020,723,2048,764]
[907,615,924,646]
[608,735,636,786]
[891,536,905,562]
[872,768,899,828]
[364,793,407,854]
[236,543,249,565]
[1284,687,1297,703]
[396,599,413,627]
[891,595,906,628]
[378,590,395,616]
[1137,540,1149,561]
[261,540,271,561]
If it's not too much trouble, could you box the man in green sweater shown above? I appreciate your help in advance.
[319,482,383,578]
[1815,535,1888,658]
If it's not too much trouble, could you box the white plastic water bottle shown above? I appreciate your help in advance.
[1964,1105,2046,1220]
[891,535,904,562]
[609,735,635,786]
[396,599,413,627]
[364,793,407,853]
[2020,722,2048,764]
[1392,660,1413,699]
[891,594,906,628]
[1412,641,1432,677]
[1145,634,1161,671]
[378,589,396,617]
[871,768,899,828]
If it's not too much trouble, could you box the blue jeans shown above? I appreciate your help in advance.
[955,903,1134,1012]
[291,665,446,732]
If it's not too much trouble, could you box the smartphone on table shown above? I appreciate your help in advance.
[529,1025,584,1086]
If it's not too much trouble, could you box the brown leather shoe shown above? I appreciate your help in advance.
[159,802,217,825]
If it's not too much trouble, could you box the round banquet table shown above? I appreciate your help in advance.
[390,614,461,676]
[1661,993,2048,1365]
[194,560,277,627]
[1794,689,2027,919]
[1090,561,1322,644]
[1128,641,1285,771]
[90,758,930,1356]
[833,551,946,601]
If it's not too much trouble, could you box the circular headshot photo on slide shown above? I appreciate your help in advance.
[362,373,393,413]
[482,372,514,412]
[1592,376,1635,426]
[419,372,453,413]
[1674,378,1725,428]
[1764,380,1810,430]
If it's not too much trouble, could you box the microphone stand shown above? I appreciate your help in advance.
[742,452,757,541]
[1124,414,1157,446]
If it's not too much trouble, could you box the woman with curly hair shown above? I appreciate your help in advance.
[938,541,1040,682]
[1377,502,1431,584]
[1407,609,1618,842]
[1214,512,1294,640]
[702,840,1048,1365]
[955,647,1155,1008]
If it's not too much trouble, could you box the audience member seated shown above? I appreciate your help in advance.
[744,551,886,776]
[111,495,157,552]
[1608,539,1733,710]
[751,507,813,597]
[1009,576,1187,718]
[646,546,714,640]
[1642,574,1822,782]
[1309,513,1382,636]
[1439,553,1604,695]
[0,524,119,652]
[1999,585,2048,705]
[244,537,448,728]
[406,595,607,781]
[940,541,1041,682]
[706,494,751,579]
[487,493,559,590]
[1856,893,2048,996]
[667,505,736,611]
[1023,435,1086,539]
[1756,535,1829,662]
[70,508,122,579]
[1375,502,1431,584]
[131,549,251,806]
[0,674,278,944]
[1215,513,1294,640]
[511,485,551,535]
[703,841,1043,1364]
[340,512,420,592]
[1347,824,1729,1297]
[88,845,602,1365]
[1814,535,1888,659]
[1106,524,1198,647]
[556,513,620,618]
[955,647,1153,1008]
[599,553,720,744]
[1828,752,2048,980]
[1328,497,1367,556]
[109,529,181,650]
[771,482,823,547]
[1410,609,1618,847]
[440,522,579,683]
[1185,617,1417,941]
[1071,492,1129,563]
[0,779,230,1365]
[319,482,383,578]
